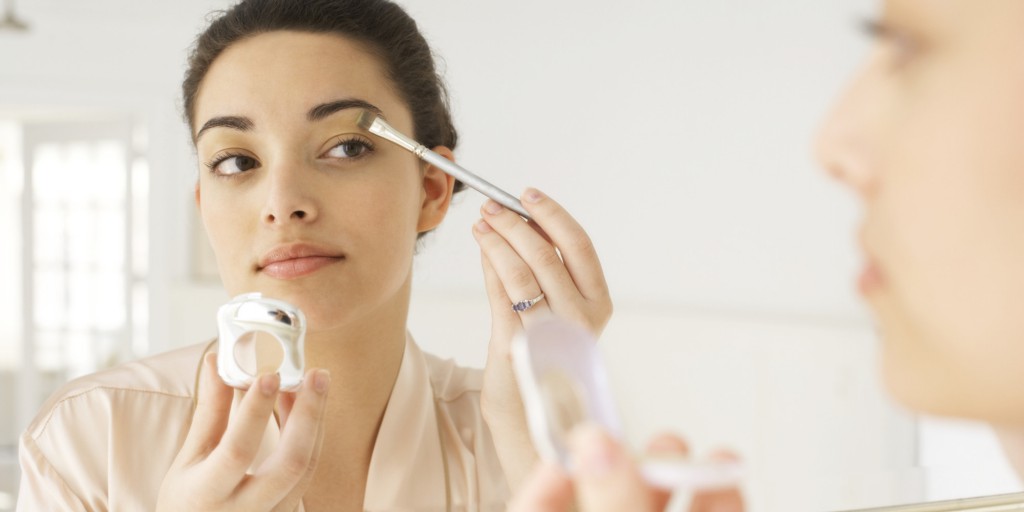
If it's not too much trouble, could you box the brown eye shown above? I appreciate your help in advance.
[212,154,259,175]
[326,138,373,159]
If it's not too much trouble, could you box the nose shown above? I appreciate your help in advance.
[260,164,319,225]
[814,65,881,199]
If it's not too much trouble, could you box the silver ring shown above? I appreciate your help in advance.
[512,292,545,313]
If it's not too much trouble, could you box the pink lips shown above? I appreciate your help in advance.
[858,260,884,296]
[258,243,344,279]
[857,230,885,295]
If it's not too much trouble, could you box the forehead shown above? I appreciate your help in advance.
[885,0,1024,30]
[193,31,407,132]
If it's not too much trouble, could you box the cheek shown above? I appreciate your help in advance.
[874,88,1024,419]
[343,164,424,257]
[198,184,255,289]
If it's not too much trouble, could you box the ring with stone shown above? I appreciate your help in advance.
[512,292,546,313]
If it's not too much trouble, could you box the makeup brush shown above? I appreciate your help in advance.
[356,110,532,220]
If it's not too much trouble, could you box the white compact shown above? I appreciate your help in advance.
[511,316,743,491]
[216,293,306,391]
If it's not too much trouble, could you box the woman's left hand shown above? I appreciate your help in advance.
[473,187,613,491]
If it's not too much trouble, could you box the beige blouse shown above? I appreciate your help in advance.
[17,336,510,511]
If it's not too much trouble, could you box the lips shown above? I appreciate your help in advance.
[858,259,884,295]
[258,243,345,279]
[857,229,885,295]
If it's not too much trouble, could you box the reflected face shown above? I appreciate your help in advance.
[192,31,448,331]
[817,0,1024,424]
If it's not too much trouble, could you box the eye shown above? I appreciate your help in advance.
[861,18,921,70]
[207,153,259,176]
[324,137,374,160]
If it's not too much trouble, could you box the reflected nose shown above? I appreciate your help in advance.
[260,165,319,225]
[814,66,880,199]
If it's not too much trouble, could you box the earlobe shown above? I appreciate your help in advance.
[417,146,457,232]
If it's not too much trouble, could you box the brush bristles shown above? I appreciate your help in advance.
[355,109,378,131]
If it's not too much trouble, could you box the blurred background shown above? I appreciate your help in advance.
[1,0,1021,510]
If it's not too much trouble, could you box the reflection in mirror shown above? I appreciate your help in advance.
[2,1,1024,511]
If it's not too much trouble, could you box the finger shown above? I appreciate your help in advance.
[479,251,520,337]
[570,424,657,512]
[520,188,609,302]
[645,432,691,457]
[473,215,554,322]
[276,389,298,429]
[205,372,281,487]
[179,352,234,463]
[690,450,745,512]
[245,369,330,505]
[644,433,691,511]
[506,462,575,512]
[272,375,329,512]
[478,200,584,312]
[690,487,745,512]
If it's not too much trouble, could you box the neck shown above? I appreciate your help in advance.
[300,276,413,507]
[306,273,411,428]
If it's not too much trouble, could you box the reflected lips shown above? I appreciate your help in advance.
[858,260,883,295]
[858,229,885,295]
[258,243,344,279]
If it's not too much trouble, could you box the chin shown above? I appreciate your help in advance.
[882,341,1024,424]
[878,326,962,418]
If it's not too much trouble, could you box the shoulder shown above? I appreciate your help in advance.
[25,341,212,439]
[19,342,213,509]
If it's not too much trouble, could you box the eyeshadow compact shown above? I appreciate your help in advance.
[511,316,743,491]
[216,292,306,392]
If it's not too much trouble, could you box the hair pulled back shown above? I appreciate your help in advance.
[182,0,462,192]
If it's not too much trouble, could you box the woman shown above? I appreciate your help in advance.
[16,0,611,510]
[511,1,1024,510]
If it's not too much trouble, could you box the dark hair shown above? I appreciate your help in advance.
[182,0,464,196]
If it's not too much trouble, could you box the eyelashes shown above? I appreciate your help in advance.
[860,17,922,70]
[204,135,377,177]
[323,134,375,160]
[204,151,257,176]
[861,18,894,40]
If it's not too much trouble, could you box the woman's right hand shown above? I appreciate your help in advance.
[508,425,745,512]
[155,353,330,512]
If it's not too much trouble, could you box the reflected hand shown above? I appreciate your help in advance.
[508,426,746,512]
[472,188,613,490]
[155,353,330,512]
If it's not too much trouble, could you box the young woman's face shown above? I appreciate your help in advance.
[817,0,1024,424]
[192,31,452,331]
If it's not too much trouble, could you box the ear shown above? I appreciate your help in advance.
[417,146,457,233]
[194,182,202,210]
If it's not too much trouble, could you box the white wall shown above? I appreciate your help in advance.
[2,1,1021,510]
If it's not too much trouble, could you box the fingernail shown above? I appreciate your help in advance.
[483,200,503,215]
[570,424,620,479]
[524,188,544,203]
[313,369,331,394]
[260,373,280,396]
[474,219,493,233]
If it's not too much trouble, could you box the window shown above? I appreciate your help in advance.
[0,118,148,510]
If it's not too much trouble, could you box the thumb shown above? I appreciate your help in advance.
[570,424,656,512]
[507,462,575,512]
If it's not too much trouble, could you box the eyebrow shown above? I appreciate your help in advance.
[195,116,253,141]
[307,98,384,122]
[194,98,384,141]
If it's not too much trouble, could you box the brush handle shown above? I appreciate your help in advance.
[419,149,532,220]
[364,115,532,220]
